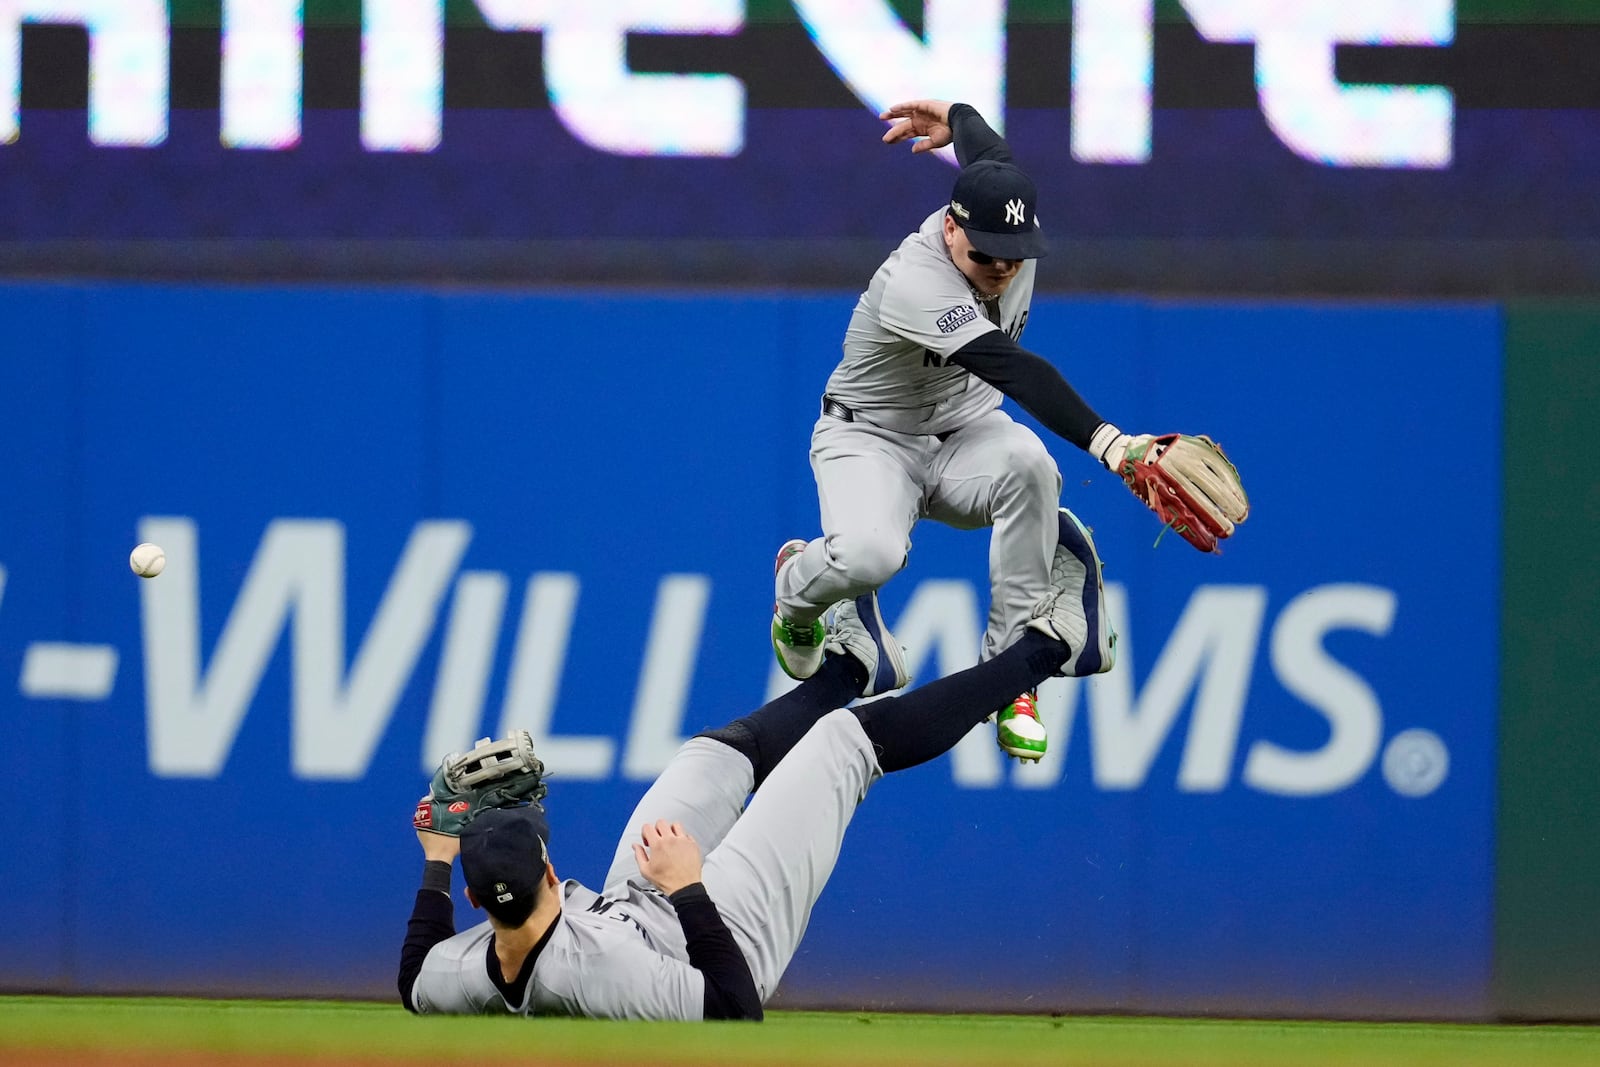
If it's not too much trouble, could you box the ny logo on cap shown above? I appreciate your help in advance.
[1005,198,1027,225]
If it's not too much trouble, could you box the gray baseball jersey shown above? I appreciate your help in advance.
[824,206,1037,437]
[409,879,702,1019]
[410,712,881,1019]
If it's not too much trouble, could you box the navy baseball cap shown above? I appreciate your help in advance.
[460,805,551,920]
[948,160,1048,260]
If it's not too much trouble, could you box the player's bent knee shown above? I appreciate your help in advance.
[1014,438,1060,481]
[824,533,908,589]
[994,439,1061,498]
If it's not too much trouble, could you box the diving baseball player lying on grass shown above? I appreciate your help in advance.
[398,509,1115,1021]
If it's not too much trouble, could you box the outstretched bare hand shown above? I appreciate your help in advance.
[880,100,955,153]
[632,819,703,895]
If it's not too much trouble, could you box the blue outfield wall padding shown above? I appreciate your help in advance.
[0,284,84,988]
[0,281,1501,1016]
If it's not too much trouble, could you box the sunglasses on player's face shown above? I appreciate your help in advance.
[967,249,1015,267]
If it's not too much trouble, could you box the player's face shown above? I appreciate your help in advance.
[944,215,1023,299]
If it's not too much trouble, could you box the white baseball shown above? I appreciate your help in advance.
[129,542,166,578]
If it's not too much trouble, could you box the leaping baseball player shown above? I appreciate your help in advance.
[770,100,1248,762]
[400,510,1117,1020]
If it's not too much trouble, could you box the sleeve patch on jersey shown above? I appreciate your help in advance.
[936,304,978,334]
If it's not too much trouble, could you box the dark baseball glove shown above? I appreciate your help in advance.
[1118,433,1250,553]
[412,731,548,837]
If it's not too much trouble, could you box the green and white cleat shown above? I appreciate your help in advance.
[772,613,826,680]
[771,538,825,680]
[996,691,1047,761]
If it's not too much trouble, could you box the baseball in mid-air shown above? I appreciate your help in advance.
[129,542,166,578]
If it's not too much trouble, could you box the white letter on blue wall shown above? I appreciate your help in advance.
[793,0,1003,164]
[1183,0,1454,167]
[141,518,469,780]
[1071,0,1153,163]
[0,0,167,145]
[221,0,303,148]
[1245,583,1394,796]
[364,0,444,151]
[1072,0,1454,167]
[475,0,745,156]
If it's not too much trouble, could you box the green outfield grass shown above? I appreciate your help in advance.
[0,996,1596,1066]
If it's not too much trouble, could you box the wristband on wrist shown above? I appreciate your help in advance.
[421,859,452,896]
[1088,422,1131,470]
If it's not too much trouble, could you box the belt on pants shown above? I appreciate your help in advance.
[821,394,855,422]
[821,394,957,442]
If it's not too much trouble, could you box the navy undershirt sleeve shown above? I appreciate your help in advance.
[948,102,1012,167]
[949,331,1106,450]
[670,883,764,1021]
[398,860,456,1013]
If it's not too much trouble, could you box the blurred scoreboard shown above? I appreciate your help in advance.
[1,0,1596,294]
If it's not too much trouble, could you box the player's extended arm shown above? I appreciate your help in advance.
[880,101,1012,167]
[634,821,763,1021]
[948,332,1249,550]
[398,831,460,1013]
[948,331,1108,451]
